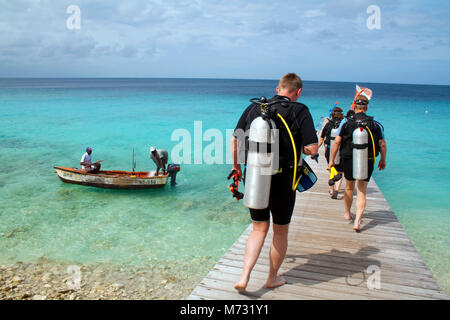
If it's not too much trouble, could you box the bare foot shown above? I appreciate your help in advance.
[353,222,361,232]
[234,275,249,292]
[344,213,352,221]
[265,275,287,289]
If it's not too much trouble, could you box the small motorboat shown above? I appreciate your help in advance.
[54,167,167,189]
[54,163,180,190]
[55,147,180,190]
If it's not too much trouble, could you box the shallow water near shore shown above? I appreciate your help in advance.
[0,78,449,297]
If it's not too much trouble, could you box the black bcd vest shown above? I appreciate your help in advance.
[244,97,306,170]
[342,113,380,159]
[325,118,342,146]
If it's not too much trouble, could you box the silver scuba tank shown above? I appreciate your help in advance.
[330,128,340,165]
[352,127,369,180]
[244,117,278,210]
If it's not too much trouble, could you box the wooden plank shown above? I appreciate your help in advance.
[230,241,432,270]
[201,271,382,300]
[221,249,435,283]
[216,257,442,291]
[203,265,436,300]
[233,233,431,264]
[188,150,447,300]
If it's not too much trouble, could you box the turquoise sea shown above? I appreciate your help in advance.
[0,78,449,296]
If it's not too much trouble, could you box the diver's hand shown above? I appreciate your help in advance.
[378,159,386,171]
[327,161,334,171]
[232,164,242,181]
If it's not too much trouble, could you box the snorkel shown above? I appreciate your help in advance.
[329,102,339,118]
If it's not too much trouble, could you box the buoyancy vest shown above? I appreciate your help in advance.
[243,96,306,169]
[325,118,342,146]
[340,112,380,159]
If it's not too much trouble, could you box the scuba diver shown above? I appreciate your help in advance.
[316,102,337,137]
[328,95,387,232]
[318,106,344,199]
[230,73,318,291]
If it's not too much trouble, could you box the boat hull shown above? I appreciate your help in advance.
[54,167,168,189]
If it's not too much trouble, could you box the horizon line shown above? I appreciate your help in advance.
[0,76,448,87]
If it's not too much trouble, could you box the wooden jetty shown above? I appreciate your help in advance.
[188,151,447,300]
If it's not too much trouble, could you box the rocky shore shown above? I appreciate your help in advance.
[0,257,209,300]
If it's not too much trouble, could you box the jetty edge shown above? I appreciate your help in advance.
[188,150,447,300]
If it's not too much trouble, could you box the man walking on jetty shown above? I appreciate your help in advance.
[328,95,387,231]
[230,73,318,291]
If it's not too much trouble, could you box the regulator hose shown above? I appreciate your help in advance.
[276,113,300,191]
[365,126,376,165]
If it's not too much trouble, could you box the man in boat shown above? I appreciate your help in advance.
[149,147,168,175]
[80,147,101,173]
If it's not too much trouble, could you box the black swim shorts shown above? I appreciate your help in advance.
[248,169,296,225]
[342,157,374,182]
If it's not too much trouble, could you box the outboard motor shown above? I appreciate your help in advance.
[243,97,279,210]
[330,127,341,165]
[167,163,180,186]
[352,126,369,180]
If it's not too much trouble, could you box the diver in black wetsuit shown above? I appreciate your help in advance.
[230,73,318,291]
[328,95,387,232]
[318,107,344,198]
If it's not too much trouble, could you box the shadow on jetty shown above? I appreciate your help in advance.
[242,246,381,299]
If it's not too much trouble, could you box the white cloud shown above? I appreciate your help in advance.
[0,0,449,83]
[304,9,326,18]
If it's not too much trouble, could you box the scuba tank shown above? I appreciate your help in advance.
[242,96,314,208]
[243,97,279,210]
[352,126,369,180]
[330,127,340,165]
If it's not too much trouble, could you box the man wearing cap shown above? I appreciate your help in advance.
[149,147,168,175]
[328,95,387,231]
[80,147,101,173]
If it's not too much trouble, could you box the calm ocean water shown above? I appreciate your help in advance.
[0,78,449,295]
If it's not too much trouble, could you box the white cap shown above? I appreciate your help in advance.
[150,147,156,152]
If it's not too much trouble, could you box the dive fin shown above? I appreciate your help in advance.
[296,159,317,192]
[328,166,342,186]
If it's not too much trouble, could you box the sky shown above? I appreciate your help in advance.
[0,0,449,85]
